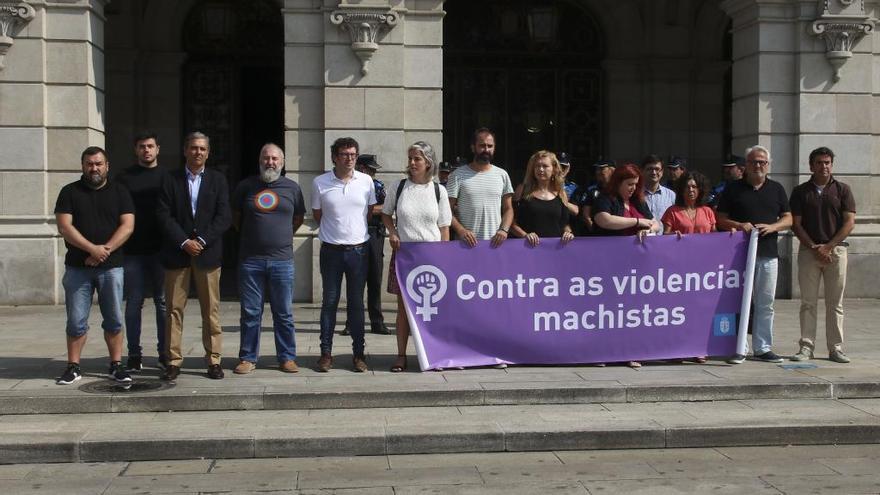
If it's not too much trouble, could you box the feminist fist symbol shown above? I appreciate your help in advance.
[405,265,448,322]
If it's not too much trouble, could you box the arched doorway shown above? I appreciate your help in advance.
[182,0,284,187]
[443,0,604,185]
[181,0,283,295]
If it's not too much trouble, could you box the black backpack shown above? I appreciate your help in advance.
[393,179,441,211]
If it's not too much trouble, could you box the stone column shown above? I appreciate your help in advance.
[283,0,444,302]
[721,0,879,297]
[0,0,107,304]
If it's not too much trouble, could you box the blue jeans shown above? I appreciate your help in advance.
[123,254,166,358]
[238,258,296,363]
[62,266,124,337]
[319,243,368,356]
[752,256,779,354]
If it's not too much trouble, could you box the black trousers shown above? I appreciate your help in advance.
[365,227,385,327]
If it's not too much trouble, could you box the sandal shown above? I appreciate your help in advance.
[390,355,407,372]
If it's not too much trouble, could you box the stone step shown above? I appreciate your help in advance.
[2,398,880,464]
[3,374,879,415]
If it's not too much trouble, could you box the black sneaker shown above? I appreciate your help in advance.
[726,354,746,365]
[108,361,133,383]
[56,363,81,385]
[126,355,143,372]
[755,351,784,363]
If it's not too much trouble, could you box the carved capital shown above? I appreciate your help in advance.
[330,7,399,76]
[0,2,36,71]
[811,0,875,82]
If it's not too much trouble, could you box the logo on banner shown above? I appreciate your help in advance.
[405,265,447,322]
[713,313,737,337]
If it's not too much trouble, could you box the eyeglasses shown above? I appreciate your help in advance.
[747,160,769,167]
[336,153,358,159]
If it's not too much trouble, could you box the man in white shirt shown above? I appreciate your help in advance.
[311,137,377,372]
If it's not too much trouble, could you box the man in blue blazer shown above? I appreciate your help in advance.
[156,132,231,381]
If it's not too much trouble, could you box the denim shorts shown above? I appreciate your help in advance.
[62,266,124,337]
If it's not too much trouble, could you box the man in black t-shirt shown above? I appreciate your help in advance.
[117,132,168,372]
[53,146,135,385]
[717,145,792,365]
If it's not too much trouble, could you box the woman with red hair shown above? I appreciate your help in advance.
[591,163,660,368]
[592,164,660,238]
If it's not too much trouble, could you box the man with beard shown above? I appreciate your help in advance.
[717,145,792,364]
[116,132,168,371]
[231,143,305,374]
[54,146,135,385]
[157,132,231,381]
[447,127,514,248]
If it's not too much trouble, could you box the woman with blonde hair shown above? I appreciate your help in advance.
[381,141,452,372]
[510,150,575,245]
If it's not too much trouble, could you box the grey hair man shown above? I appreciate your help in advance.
[717,145,792,364]
[231,143,306,374]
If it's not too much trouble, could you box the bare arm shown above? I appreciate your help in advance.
[292,214,304,234]
[449,197,476,247]
[755,212,792,237]
[716,212,753,233]
[490,194,514,247]
[382,212,400,251]
[440,226,450,241]
[56,213,105,260]
[312,209,322,224]
[104,213,134,252]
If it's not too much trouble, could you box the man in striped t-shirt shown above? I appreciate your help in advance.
[447,128,514,248]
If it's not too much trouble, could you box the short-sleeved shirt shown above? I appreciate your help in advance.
[515,195,570,237]
[661,205,717,234]
[311,169,377,245]
[446,164,513,240]
[717,178,790,258]
[232,176,306,260]
[383,179,452,242]
[54,177,135,268]
[644,185,676,221]
[592,194,653,237]
[116,164,167,255]
[789,177,856,244]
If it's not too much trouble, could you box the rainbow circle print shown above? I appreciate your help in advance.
[254,190,280,212]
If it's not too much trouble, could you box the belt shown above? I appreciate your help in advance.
[322,242,367,251]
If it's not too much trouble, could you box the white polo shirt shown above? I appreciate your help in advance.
[311,169,377,245]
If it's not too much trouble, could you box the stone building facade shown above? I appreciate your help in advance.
[0,0,877,305]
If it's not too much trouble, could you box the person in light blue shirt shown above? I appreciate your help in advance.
[641,154,676,220]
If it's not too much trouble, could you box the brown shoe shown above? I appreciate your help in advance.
[352,355,369,373]
[161,365,180,381]
[234,361,256,374]
[315,353,332,372]
[280,360,299,373]
[207,364,225,379]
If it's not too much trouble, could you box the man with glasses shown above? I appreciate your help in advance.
[717,145,792,364]
[311,137,377,372]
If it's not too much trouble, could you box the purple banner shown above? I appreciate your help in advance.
[396,232,756,370]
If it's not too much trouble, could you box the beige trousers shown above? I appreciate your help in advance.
[165,263,222,367]
[797,246,847,353]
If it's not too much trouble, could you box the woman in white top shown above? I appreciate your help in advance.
[381,141,452,372]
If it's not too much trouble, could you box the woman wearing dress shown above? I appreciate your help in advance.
[381,141,452,372]
[511,150,575,245]
[592,163,661,368]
